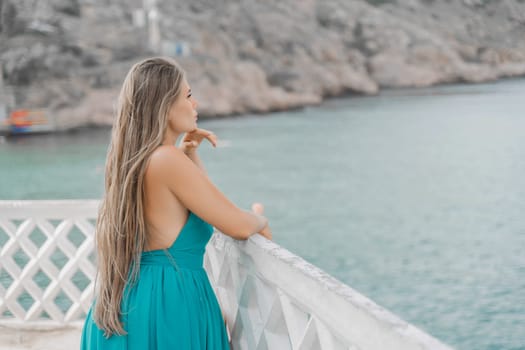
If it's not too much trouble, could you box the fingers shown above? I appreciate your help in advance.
[185,128,217,148]
[180,140,198,154]
[189,127,212,136]
[199,128,217,147]
[206,133,217,147]
[184,140,198,147]
[251,202,264,215]
[251,203,271,240]
[261,227,272,240]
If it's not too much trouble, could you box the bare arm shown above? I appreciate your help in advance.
[149,145,267,240]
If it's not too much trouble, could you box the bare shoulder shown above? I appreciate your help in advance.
[149,145,185,164]
[147,145,188,176]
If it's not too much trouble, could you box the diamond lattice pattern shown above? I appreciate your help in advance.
[0,217,95,323]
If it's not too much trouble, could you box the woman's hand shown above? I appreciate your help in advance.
[252,203,272,240]
[179,128,217,154]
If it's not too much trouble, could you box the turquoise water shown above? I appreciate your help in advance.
[1,79,524,349]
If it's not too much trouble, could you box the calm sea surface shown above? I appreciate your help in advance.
[1,79,524,349]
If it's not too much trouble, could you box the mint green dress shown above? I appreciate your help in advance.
[80,212,230,349]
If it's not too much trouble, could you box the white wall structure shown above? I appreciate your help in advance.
[0,201,453,349]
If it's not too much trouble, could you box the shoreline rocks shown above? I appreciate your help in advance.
[1,0,524,128]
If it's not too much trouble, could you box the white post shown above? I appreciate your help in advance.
[144,0,161,53]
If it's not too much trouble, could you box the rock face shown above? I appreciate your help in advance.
[1,0,524,128]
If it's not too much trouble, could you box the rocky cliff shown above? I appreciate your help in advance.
[1,0,524,128]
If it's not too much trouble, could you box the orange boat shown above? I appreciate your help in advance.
[1,109,56,135]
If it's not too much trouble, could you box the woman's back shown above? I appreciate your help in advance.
[142,146,191,252]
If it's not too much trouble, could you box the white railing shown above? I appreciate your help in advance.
[205,234,453,350]
[0,201,98,327]
[0,200,453,349]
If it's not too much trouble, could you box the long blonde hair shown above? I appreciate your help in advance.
[93,57,185,337]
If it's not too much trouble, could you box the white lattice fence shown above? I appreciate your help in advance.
[0,200,99,326]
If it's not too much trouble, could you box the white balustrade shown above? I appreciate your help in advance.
[0,200,452,349]
[204,233,453,350]
[0,200,98,327]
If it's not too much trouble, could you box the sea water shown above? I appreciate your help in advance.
[1,79,524,350]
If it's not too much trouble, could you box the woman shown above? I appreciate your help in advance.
[81,57,272,349]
